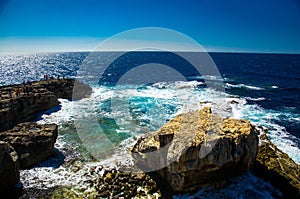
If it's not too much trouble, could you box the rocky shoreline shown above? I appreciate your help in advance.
[0,79,299,198]
[0,79,92,194]
[0,79,92,132]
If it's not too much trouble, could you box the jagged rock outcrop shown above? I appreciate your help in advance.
[132,107,258,193]
[253,133,300,198]
[0,141,20,192]
[0,79,92,132]
[0,122,58,169]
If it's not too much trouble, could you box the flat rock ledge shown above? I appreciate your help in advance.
[253,133,300,198]
[132,107,259,193]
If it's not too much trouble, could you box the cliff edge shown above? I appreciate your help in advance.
[0,79,92,132]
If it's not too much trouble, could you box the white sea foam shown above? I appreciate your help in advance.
[37,99,75,127]
[245,97,266,101]
[20,135,88,190]
[225,83,265,90]
[188,75,224,81]
[230,101,300,163]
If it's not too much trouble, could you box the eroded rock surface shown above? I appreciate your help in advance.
[0,122,58,168]
[132,107,259,192]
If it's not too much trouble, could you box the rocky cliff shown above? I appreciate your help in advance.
[0,79,92,132]
[0,122,58,169]
[254,133,300,198]
[0,79,91,192]
[0,141,19,193]
[132,107,259,193]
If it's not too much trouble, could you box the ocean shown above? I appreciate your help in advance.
[0,52,299,198]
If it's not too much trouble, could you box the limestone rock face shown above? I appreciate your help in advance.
[0,122,58,168]
[254,133,300,198]
[132,107,258,192]
[0,141,19,192]
[0,86,59,131]
[0,79,92,131]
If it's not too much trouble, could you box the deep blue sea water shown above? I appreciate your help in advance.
[1,52,299,198]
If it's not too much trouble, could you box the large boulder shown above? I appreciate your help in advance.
[253,133,300,198]
[0,141,20,192]
[132,107,258,193]
[0,122,58,168]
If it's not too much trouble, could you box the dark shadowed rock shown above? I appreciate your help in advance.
[0,141,19,192]
[132,107,258,193]
[0,122,58,169]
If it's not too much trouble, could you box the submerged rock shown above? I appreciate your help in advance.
[0,122,58,169]
[132,107,258,193]
[0,141,20,193]
[253,133,300,198]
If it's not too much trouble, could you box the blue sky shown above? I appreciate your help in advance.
[0,0,300,53]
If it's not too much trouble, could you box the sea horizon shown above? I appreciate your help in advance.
[1,50,300,55]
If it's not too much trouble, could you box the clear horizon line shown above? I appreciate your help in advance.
[0,49,299,55]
